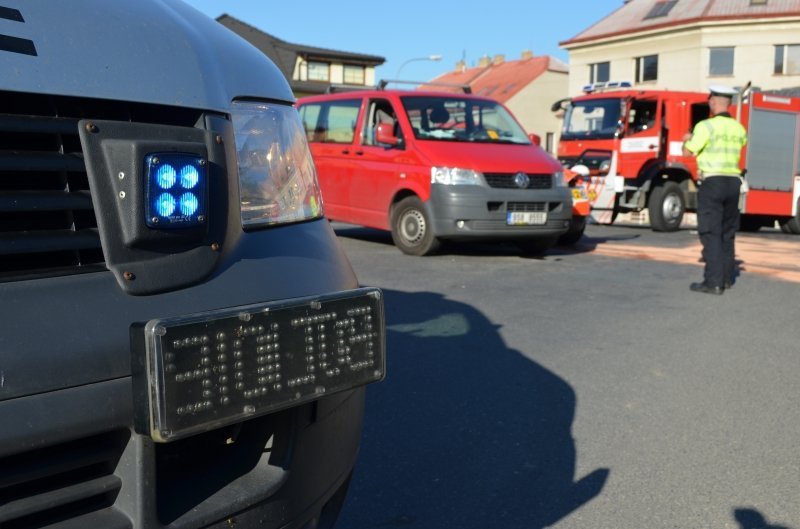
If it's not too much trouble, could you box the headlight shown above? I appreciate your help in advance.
[431,166,483,186]
[554,170,567,187]
[599,160,611,175]
[230,100,323,228]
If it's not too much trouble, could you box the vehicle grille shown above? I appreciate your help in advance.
[0,430,131,529]
[507,202,547,212]
[483,173,552,189]
[0,90,204,281]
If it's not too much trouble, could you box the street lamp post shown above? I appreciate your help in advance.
[395,54,443,80]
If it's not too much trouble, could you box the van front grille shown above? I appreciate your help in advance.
[0,90,204,281]
[484,173,552,189]
[0,430,131,529]
[507,202,547,212]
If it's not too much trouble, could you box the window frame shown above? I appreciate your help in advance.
[589,61,610,84]
[644,0,678,20]
[709,47,735,77]
[298,99,361,144]
[306,60,330,82]
[343,64,366,85]
[635,54,659,83]
[774,44,800,75]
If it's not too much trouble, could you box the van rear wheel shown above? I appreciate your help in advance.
[390,196,441,256]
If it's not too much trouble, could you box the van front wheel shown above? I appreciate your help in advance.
[391,197,441,256]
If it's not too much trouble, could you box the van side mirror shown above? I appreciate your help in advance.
[528,133,541,146]
[375,123,399,146]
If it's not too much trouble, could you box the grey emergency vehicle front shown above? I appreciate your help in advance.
[0,2,384,528]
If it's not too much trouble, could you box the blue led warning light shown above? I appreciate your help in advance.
[155,193,177,217]
[156,164,177,189]
[178,192,199,216]
[145,153,208,229]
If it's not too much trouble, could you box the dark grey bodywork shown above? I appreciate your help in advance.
[0,2,368,527]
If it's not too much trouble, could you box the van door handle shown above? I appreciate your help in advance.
[354,150,364,156]
[341,149,350,154]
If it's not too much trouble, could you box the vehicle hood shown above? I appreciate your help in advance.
[0,0,294,110]
[413,140,563,173]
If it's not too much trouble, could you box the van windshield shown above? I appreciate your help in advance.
[561,98,626,140]
[400,96,531,144]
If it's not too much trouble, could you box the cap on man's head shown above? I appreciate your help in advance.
[708,84,738,99]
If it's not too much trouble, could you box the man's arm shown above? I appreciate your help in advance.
[682,132,694,157]
[683,122,709,157]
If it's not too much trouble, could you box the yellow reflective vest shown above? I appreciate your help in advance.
[684,114,747,177]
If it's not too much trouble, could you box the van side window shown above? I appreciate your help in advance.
[362,99,403,147]
[299,99,361,144]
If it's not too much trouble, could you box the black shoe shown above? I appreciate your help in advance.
[690,282,724,295]
[724,281,732,289]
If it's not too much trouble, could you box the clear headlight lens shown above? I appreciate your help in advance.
[554,170,567,187]
[230,100,323,228]
[431,166,483,186]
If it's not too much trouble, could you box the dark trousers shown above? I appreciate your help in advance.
[697,176,741,287]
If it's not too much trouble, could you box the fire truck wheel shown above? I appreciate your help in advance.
[558,215,587,245]
[390,196,441,256]
[780,218,800,234]
[780,198,800,234]
[648,181,684,232]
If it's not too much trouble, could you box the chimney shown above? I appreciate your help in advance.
[455,60,466,73]
[493,54,505,65]
[521,49,534,60]
[478,54,491,67]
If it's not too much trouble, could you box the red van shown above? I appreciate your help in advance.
[297,86,574,255]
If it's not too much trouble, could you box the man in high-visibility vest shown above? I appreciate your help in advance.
[682,85,747,295]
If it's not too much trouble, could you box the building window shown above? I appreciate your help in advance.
[774,44,800,75]
[589,62,610,83]
[635,55,658,83]
[709,47,734,76]
[307,61,330,82]
[343,64,365,85]
[644,0,678,20]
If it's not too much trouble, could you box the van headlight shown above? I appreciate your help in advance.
[554,170,567,187]
[431,166,483,186]
[230,100,324,228]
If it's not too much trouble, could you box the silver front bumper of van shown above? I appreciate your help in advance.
[427,184,572,239]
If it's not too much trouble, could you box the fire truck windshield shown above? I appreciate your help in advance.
[561,98,626,140]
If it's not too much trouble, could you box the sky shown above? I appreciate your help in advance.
[179,0,622,82]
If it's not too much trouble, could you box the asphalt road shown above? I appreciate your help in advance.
[332,222,800,529]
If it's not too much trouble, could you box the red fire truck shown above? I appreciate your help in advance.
[555,83,800,233]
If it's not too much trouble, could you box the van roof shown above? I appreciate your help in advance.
[296,86,497,105]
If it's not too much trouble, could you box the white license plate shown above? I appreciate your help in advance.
[132,288,385,442]
[506,211,547,225]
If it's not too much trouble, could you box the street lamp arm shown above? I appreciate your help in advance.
[395,54,443,80]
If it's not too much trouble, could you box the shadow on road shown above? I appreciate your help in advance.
[734,508,794,529]
[332,223,641,259]
[337,289,609,528]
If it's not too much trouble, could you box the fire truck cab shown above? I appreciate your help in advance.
[556,83,800,233]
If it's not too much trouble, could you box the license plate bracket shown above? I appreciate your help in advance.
[131,288,385,442]
[506,211,547,225]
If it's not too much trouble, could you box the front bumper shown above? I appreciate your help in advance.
[427,184,572,239]
[0,221,371,529]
